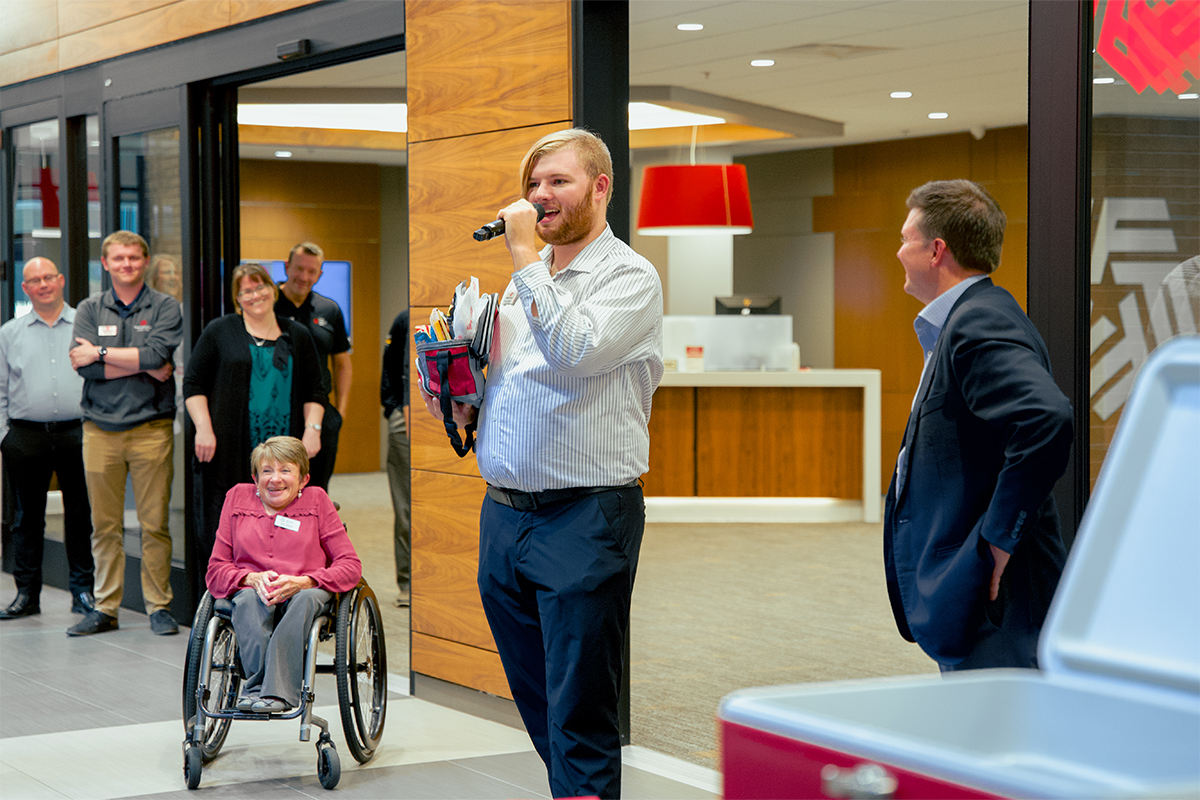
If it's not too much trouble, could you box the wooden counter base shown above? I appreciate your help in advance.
[645,370,881,523]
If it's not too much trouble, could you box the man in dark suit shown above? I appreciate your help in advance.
[885,179,1073,671]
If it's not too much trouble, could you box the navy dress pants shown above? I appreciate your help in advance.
[477,485,644,800]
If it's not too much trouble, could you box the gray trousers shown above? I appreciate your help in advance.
[231,587,332,706]
[387,407,411,586]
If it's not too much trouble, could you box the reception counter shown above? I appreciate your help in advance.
[645,369,881,524]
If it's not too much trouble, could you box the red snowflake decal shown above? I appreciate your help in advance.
[1095,0,1200,94]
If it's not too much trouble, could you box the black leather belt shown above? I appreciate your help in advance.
[10,418,82,433]
[487,480,639,512]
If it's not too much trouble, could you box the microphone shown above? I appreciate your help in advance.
[474,203,545,241]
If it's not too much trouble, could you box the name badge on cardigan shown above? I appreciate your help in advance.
[274,515,300,531]
[98,325,117,337]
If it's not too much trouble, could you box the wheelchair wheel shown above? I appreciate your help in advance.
[183,592,241,761]
[184,743,202,790]
[335,583,387,763]
[317,739,341,790]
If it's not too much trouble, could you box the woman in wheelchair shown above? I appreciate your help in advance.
[205,436,362,714]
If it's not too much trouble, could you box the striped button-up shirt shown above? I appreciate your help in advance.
[476,225,664,492]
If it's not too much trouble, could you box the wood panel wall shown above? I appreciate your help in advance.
[645,386,862,499]
[0,0,319,86]
[813,126,1030,492]
[405,0,572,698]
[239,158,382,475]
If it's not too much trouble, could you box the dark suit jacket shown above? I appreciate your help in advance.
[884,278,1073,666]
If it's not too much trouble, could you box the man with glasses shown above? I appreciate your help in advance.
[68,230,182,637]
[0,258,95,620]
[274,243,351,491]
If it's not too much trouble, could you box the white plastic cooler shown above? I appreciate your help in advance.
[719,335,1200,799]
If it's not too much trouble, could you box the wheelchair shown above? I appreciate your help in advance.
[181,579,387,790]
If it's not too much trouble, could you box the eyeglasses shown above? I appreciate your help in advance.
[238,284,273,299]
[23,275,61,286]
[900,236,929,247]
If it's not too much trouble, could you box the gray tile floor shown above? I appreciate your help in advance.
[0,574,718,799]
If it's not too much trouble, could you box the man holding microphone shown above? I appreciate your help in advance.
[422,128,663,799]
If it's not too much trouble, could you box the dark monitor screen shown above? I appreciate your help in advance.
[715,295,781,315]
[243,259,352,337]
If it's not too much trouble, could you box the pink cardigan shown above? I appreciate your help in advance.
[206,483,362,599]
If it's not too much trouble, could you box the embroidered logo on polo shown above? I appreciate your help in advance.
[312,316,332,329]
[133,319,152,332]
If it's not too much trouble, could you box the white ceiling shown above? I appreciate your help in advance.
[240,0,1196,163]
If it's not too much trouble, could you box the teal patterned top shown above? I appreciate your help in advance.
[248,341,292,447]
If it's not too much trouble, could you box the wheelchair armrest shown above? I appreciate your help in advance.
[213,597,234,619]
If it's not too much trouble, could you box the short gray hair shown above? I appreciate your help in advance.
[250,436,310,479]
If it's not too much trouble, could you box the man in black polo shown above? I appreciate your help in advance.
[274,242,351,491]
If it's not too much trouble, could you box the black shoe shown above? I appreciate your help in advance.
[0,591,40,620]
[71,591,96,615]
[67,609,118,636]
[150,609,179,636]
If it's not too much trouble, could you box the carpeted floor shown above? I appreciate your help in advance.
[327,472,411,680]
[326,473,938,771]
[629,521,936,769]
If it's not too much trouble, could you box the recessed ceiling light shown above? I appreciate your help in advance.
[928,112,949,120]
[677,23,703,31]
[1093,77,1116,84]
[239,104,408,133]
[890,91,912,99]
[750,59,775,67]
[274,150,293,158]
[1179,93,1199,100]
[629,102,724,130]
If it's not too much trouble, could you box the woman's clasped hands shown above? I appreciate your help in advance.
[246,570,316,606]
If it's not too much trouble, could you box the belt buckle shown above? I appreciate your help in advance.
[510,492,538,512]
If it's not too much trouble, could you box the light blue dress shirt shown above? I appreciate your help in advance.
[0,305,85,442]
[896,275,988,483]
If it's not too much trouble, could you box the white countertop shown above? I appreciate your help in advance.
[658,368,879,388]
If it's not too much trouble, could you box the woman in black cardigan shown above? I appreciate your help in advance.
[183,262,327,571]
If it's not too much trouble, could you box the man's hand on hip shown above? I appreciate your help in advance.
[988,544,1011,601]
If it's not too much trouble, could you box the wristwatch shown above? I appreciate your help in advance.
[97,346,108,363]
[306,423,322,431]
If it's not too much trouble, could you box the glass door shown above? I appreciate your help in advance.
[101,88,193,610]
[10,117,63,317]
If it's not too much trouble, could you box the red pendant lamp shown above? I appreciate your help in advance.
[637,163,753,236]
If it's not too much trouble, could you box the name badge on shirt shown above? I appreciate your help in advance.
[502,288,519,306]
[98,325,118,337]
[274,515,300,531]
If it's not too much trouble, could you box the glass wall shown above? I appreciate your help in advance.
[116,125,187,562]
[86,116,103,295]
[1088,0,1200,487]
[10,119,62,317]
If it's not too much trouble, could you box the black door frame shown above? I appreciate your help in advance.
[1027,0,1093,547]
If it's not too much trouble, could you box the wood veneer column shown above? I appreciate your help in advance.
[405,0,572,697]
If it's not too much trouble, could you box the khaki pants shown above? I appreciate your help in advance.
[83,419,174,617]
